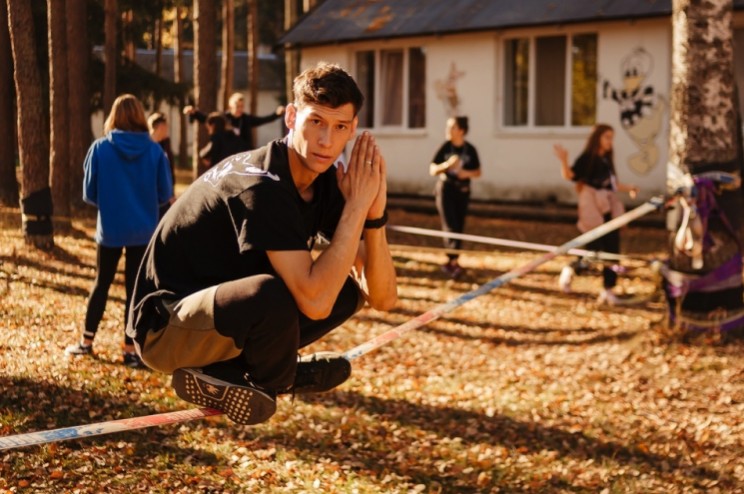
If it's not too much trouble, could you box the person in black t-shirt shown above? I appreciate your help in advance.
[554,123,639,305]
[198,112,251,170]
[429,116,481,278]
[184,93,285,151]
[128,62,398,425]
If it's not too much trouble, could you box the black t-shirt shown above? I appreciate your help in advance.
[189,110,282,150]
[199,130,251,168]
[432,141,481,187]
[571,152,615,190]
[226,112,283,150]
[127,138,345,345]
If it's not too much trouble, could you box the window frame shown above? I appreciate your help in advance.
[500,30,598,131]
[352,43,427,133]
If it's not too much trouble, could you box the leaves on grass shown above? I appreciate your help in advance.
[0,208,743,493]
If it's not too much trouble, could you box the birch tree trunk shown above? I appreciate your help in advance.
[7,0,53,249]
[668,0,744,337]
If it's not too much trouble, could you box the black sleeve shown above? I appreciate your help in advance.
[431,142,448,164]
[463,144,480,171]
[189,109,208,124]
[244,112,282,127]
[570,153,590,183]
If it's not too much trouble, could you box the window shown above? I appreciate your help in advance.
[504,39,529,126]
[503,33,597,128]
[356,51,375,128]
[355,47,426,129]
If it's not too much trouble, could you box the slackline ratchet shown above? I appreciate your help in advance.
[0,196,664,451]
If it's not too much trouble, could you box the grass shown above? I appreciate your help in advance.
[0,203,743,493]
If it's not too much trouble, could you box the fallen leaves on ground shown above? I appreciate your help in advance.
[0,206,742,493]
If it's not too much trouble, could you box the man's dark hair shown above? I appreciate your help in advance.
[293,62,364,116]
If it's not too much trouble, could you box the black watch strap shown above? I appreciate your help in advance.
[363,210,388,229]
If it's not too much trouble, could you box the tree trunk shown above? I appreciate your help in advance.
[152,11,164,110]
[173,4,188,170]
[7,0,53,249]
[0,0,19,207]
[284,0,299,106]
[247,0,258,146]
[103,0,117,114]
[48,0,70,227]
[154,16,163,76]
[193,0,218,179]
[668,0,744,337]
[221,0,234,111]
[66,0,91,211]
[122,9,135,62]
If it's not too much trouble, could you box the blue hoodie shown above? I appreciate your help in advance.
[83,130,174,247]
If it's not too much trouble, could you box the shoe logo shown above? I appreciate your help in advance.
[205,384,221,396]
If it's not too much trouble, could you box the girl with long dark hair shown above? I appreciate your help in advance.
[554,124,639,305]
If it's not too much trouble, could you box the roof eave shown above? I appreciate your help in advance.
[280,12,674,49]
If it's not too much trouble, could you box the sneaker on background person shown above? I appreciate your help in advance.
[558,265,575,293]
[65,340,93,357]
[441,260,463,279]
[597,288,620,306]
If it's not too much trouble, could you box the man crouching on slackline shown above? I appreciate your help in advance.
[127,62,398,425]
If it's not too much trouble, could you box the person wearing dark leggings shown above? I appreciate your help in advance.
[66,94,173,366]
[429,116,481,278]
[81,245,146,357]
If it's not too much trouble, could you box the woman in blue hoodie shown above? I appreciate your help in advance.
[66,94,173,367]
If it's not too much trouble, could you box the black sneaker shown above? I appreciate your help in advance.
[171,367,276,425]
[123,352,146,369]
[286,352,352,394]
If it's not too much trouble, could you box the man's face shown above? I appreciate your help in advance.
[231,99,245,116]
[286,101,357,174]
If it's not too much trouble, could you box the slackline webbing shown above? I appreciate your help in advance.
[0,196,664,451]
[388,225,634,262]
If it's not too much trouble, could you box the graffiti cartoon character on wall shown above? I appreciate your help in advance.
[435,62,465,117]
[603,47,666,175]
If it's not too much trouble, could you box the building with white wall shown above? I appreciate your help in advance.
[281,0,744,205]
